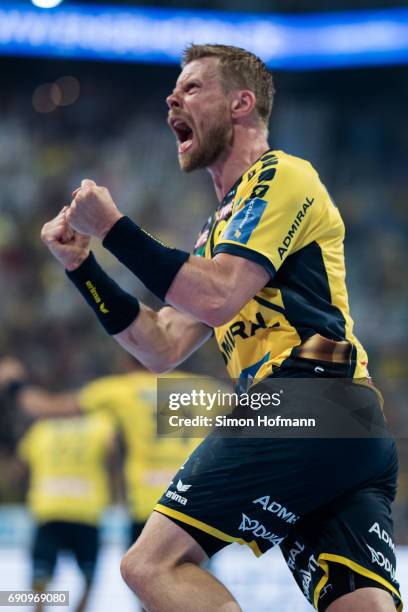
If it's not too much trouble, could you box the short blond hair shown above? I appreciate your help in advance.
[182,43,275,126]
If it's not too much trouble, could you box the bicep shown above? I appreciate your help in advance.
[210,253,270,323]
[165,252,270,327]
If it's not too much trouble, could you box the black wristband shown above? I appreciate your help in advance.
[102,216,190,301]
[66,252,140,335]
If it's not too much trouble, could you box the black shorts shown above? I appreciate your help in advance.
[155,377,402,609]
[32,521,100,584]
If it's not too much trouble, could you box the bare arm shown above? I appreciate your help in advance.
[114,252,267,370]
[40,204,213,372]
[165,252,269,327]
[17,388,81,418]
[66,179,270,327]
[41,184,268,372]
[64,181,270,326]
[115,305,212,373]
[0,357,81,418]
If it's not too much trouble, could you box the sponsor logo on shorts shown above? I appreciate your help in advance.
[165,489,188,506]
[299,554,320,598]
[368,522,395,554]
[176,479,191,492]
[238,513,284,546]
[319,583,333,600]
[366,544,397,581]
[286,540,306,572]
[253,496,299,525]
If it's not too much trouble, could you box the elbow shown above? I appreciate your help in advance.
[144,350,179,374]
[204,312,234,328]
[200,298,236,328]
[147,361,174,375]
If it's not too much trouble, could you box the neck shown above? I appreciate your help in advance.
[208,126,270,202]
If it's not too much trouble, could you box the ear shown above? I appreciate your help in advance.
[230,90,256,120]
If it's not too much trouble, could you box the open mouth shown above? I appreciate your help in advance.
[170,117,194,154]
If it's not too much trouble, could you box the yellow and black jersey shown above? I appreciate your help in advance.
[78,371,199,522]
[193,149,368,390]
[18,413,114,526]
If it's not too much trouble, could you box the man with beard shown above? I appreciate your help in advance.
[41,45,401,611]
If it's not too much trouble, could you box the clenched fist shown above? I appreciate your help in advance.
[41,206,91,271]
[66,179,123,240]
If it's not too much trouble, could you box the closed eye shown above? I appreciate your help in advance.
[185,82,200,93]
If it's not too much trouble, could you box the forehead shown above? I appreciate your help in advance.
[176,57,222,88]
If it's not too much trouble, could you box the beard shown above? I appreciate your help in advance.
[179,112,231,173]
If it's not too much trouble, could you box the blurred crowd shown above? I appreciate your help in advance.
[0,58,407,541]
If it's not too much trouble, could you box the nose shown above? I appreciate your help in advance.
[166,90,181,109]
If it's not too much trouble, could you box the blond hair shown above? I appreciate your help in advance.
[182,43,275,126]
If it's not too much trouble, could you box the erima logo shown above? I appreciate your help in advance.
[277,197,315,260]
[85,280,109,313]
[165,490,188,505]
[176,480,191,492]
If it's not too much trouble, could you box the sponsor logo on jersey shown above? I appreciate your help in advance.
[216,201,234,221]
[277,196,315,260]
[221,197,268,246]
[238,513,284,546]
[194,228,210,251]
[252,496,299,524]
[219,312,274,365]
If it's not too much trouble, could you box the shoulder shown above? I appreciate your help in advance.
[231,151,323,228]
[251,150,316,177]
[238,150,320,202]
